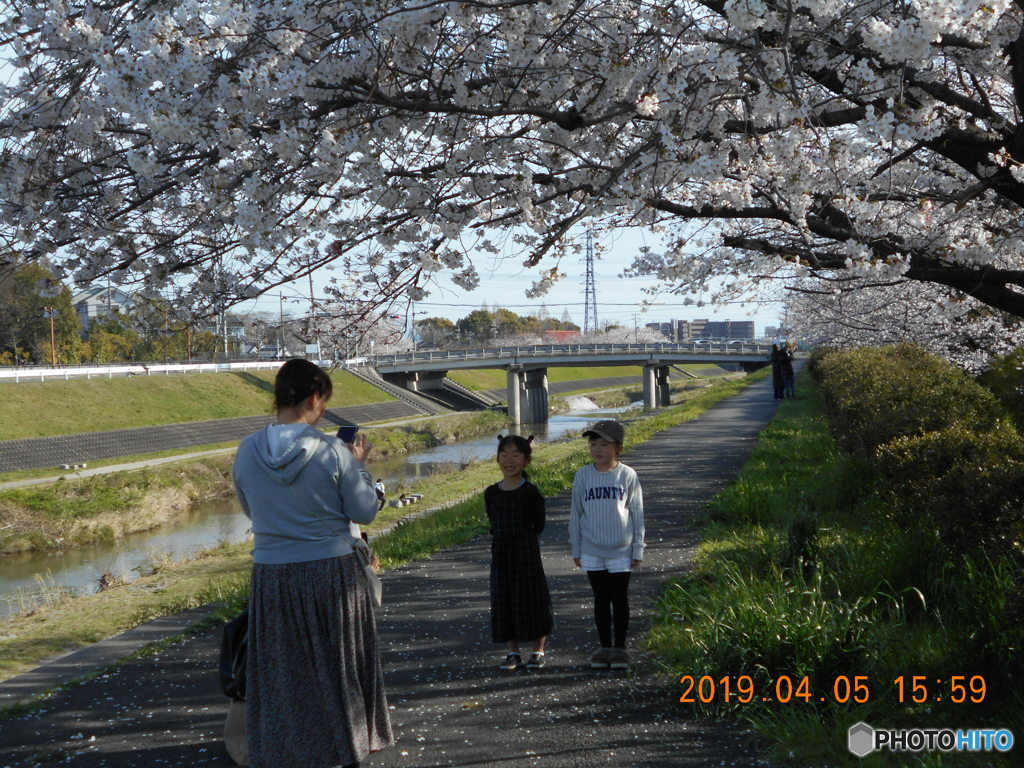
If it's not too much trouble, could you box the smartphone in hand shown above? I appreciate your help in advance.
[337,425,360,443]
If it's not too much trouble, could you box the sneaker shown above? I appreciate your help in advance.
[589,647,612,669]
[499,653,522,671]
[526,652,545,669]
[609,647,631,669]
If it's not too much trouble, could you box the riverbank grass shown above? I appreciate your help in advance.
[0,457,236,552]
[0,369,393,441]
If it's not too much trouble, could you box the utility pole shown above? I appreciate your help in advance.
[42,306,57,365]
[407,303,426,349]
[224,311,230,358]
[307,263,321,360]
[278,294,285,359]
[583,229,598,335]
[39,280,60,366]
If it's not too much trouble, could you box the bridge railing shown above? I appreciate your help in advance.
[0,341,775,382]
[369,341,773,366]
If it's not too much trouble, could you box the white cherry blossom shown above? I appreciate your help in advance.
[0,0,1023,344]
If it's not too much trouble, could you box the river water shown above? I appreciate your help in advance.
[0,399,637,618]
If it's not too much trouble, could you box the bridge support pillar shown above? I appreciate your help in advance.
[643,364,671,410]
[507,367,522,425]
[507,366,549,425]
[522,367,549,424]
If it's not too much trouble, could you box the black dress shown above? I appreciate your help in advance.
[485,480,554,642]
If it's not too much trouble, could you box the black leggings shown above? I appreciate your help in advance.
[586,570,631,648]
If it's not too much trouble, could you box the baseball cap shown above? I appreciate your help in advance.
[582,420,625,444]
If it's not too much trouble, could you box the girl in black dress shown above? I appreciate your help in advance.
[485,434,554,670]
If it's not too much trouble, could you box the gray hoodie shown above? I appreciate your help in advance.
[233,423,379,565]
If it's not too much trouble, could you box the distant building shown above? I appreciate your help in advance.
[543,329,580,342]
[690,318,710,338]
[72,285,134,332]
[645,318,755,342]
[703,320,755,340]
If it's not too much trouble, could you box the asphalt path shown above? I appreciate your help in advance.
[0,378,781,768]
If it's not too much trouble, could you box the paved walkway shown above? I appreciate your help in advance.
[0,379,780,768]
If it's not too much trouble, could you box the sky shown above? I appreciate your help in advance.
[239,226,786,337]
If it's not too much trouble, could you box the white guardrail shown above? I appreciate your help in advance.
[0,360,288,383]
[0,342,774,383]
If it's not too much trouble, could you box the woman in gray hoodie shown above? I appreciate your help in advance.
[233,359,393,768]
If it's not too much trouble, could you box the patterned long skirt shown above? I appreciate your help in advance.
[490,535,554,643]
[247,554,393,767]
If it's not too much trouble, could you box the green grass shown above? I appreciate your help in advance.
[0,371,762,686]
[0,369,393,440]
[647,376,1023,767]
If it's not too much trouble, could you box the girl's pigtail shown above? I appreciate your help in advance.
[526,435,535,444]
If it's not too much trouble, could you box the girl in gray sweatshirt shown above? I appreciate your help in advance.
[569,420,645,670]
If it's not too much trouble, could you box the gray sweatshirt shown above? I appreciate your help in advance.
[569,462,645,561]
[233,423,378,565]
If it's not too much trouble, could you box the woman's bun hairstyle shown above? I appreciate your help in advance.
[275,358,333,409]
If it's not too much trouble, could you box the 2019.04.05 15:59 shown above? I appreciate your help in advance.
[678,675,987,705]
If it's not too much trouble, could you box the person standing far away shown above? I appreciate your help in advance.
[485,434,554,671]
[770,343,785,400]
[232,358,393,768]
[569,420,645,670]
[374,478,386,511]
[781,341,797,398]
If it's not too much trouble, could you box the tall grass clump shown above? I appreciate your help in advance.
[649,350,1024,767]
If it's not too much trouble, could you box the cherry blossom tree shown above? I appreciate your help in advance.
[784,278,1024,371]
[3,0,1024,337]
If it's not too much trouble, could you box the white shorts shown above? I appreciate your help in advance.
[581,554,633,573]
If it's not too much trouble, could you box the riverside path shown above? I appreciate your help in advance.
[0,377,781,768]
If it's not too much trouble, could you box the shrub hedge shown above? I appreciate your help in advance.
[811,343,1003,461]
[978,347,1024,429]
[876,422,1024,554]
[812,344,1022,557]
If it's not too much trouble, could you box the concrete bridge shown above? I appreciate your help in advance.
[365,341,773,424]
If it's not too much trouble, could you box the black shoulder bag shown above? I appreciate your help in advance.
[219,608,248,701]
